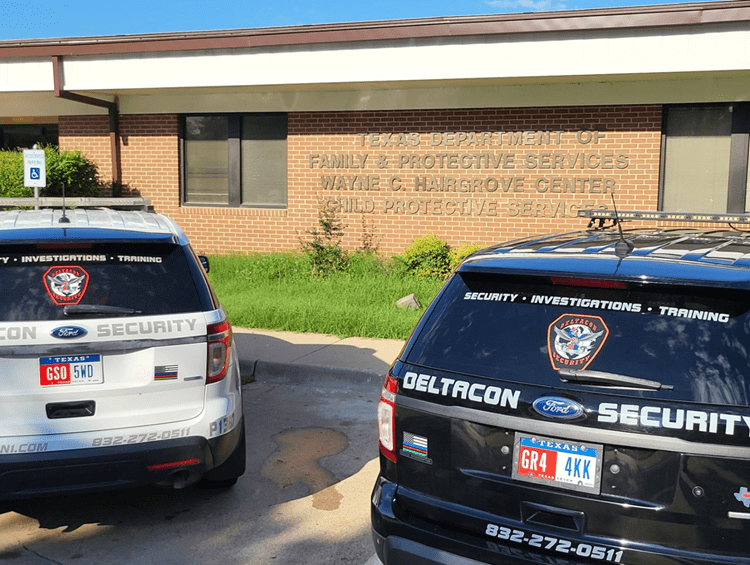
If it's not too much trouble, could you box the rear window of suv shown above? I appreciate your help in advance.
[408,271,750,407]
[0,242,212,321]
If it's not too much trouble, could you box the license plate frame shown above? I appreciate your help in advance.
[512,433,603,495]
[39,354,103,386]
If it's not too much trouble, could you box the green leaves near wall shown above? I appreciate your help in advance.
[0,146,100,199]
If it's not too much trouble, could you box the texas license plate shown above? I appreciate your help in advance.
[512,433,602,495]
[39,354,103,386]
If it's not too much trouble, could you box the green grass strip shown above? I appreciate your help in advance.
[207,252,445,340]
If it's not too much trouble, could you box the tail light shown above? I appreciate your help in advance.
[206,319,232,384]
[378,373,399,462]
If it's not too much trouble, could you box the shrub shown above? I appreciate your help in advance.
[358,216,380,253]
[299,202,349,278]
[398,234,452,279]
[449,242,484,272]
[42,146,100,197]
[0,146,100,200]
[0,150,26,198]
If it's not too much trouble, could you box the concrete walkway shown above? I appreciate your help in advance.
[233,327,405,383]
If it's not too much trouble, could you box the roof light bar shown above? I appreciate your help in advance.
[578,209,750,224]
[0,197,152,211]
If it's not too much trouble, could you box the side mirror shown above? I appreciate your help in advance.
[199,256,210,273]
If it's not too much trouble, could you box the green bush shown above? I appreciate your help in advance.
[43,146,100,197]
[0,146,100,200]
[0,150,26,198]
[299,202,349,278]
[398,234,452,279]
[449,242,484,272]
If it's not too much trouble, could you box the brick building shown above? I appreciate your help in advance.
[1,1,749,253]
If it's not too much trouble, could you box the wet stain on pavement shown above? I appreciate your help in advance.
[262,427,349,510]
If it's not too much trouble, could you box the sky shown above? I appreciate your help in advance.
[0,0,702,41]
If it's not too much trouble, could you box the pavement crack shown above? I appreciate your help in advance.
[22,545,65,565]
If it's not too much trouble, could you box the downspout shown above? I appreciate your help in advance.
[52,55,122,195]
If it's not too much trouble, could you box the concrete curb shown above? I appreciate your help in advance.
[241,358,386,383]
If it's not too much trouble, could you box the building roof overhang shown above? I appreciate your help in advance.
[1,1,749,117]
[0,1,748,58]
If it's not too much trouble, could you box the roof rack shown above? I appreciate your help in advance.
[0,197,152,211]
[578,209,750,225]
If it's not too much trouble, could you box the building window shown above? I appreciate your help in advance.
[661,104,750,213]
[0,123,59,150]
[183,114,287,207]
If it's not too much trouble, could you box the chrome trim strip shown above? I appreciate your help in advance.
[0,336,206,357]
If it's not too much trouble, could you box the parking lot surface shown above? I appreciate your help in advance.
[0,329,403,565]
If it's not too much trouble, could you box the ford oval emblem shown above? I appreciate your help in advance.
[51,326,88,339]
[532,397,585,420]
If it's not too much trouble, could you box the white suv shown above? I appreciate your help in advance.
[0,208,245,498]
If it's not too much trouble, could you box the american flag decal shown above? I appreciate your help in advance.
[154,365,178,380]
[402,432,429,458]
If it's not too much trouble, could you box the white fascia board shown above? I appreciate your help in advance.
[116,73,750,114]
[58,23,750,91]
[0,58,53,92]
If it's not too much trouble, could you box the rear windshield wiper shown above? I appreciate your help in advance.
[63,305,142,317]
[558,369,674,391]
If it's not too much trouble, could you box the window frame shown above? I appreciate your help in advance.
[180,113,287,209]
[659,103,750,213]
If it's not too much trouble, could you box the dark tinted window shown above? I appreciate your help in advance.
[0,243,209,321]
[408,272,750,407]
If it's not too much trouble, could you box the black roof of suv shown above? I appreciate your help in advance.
[373,217,750,565]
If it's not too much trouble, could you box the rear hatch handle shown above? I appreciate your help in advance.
[558,369,674,390]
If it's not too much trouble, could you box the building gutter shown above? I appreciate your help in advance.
[52,55,122,192]
[1,1,749,58]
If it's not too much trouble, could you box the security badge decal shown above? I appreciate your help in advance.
[548,314,609,371]
[43,265,89,306]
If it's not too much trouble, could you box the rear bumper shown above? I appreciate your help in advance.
[371,476,750,565]
[0,422,242,500]
[372,531,492,565]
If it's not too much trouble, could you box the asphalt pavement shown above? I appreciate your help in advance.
[233,327,403,565]
[0,328,402,565]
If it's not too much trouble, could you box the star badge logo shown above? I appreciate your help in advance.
[734,487,750,507]
[547,314,609,371]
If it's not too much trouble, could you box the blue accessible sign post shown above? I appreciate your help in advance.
[23,148,46,208]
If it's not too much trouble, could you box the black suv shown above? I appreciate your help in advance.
[372,211,750,565]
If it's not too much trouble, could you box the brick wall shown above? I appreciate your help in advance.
[60,106,663,254]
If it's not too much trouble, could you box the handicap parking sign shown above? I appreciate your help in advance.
[23,149,46,188]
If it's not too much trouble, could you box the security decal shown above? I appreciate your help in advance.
[43,265,89,306]
[548,314,609,371]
